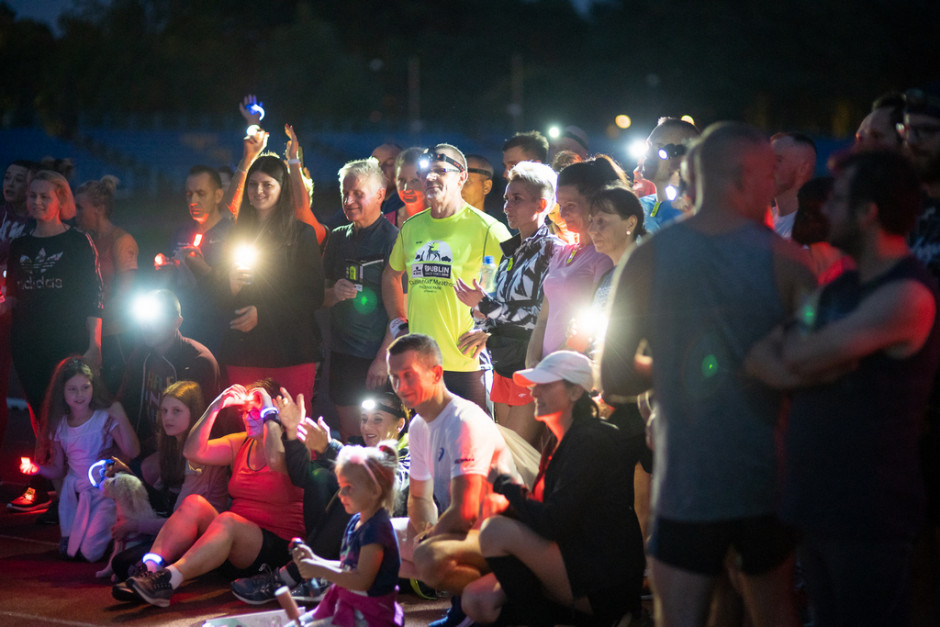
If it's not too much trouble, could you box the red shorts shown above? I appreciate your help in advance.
[225,363,317,400]
[489,372,533,406]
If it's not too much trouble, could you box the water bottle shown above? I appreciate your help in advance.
[479,255,497,294]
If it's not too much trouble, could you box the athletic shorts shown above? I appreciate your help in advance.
[220,527,291,579]
[648,514,795,575]
[489,372,533,406]
[328,351,374,406]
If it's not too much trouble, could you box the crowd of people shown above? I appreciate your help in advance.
[1,84,940,626]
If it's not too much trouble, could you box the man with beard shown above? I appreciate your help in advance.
[747,150,939,625]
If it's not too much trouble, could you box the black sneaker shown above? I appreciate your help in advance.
[231,564,283,605]
[36,499,60,525]
[128,569,174,607]
[7,487,51,512]
[291,578,329,605]
[112,581,140,603]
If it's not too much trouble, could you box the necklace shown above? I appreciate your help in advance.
[244,439,264,471]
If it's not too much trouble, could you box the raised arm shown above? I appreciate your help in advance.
[222,128,268,218]
[183,384,248,466]
[285,124,327,244]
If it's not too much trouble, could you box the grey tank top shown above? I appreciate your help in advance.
[649,221,785,521]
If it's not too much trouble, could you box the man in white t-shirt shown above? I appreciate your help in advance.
[387,333,514,626]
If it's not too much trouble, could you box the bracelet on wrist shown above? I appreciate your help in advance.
[287,158,302,165]
[260,407,282,426]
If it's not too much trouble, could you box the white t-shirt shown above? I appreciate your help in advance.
[773,210,796,239]
[408,395,515,510]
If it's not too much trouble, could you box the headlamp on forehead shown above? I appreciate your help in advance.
[418,150,466,173]
[361,396,406,419]
[657,143,687,161]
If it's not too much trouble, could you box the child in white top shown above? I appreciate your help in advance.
[33,356,138,560]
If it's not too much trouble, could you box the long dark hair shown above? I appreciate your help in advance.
[234,154,297,243]
[590,184,649,241]
[557,155,629,200]
[156,381,205,490]
[38,356,112,462]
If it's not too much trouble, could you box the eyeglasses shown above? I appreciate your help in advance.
[896,122,940,142]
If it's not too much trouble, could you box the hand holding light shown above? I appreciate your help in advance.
[20,457,38,475]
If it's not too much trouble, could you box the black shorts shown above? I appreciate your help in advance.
[649,514,795,576]
[220,528,291,579]
[328,351,374,406]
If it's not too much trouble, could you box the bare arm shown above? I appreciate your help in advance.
[37,440,66,480]
[429,474,484,537]
[599,243,655,400]
[183,385,248,466]
[109,402,140,461]
[382,265,407,321]
[407,477,438,538]
[83,316,103,371]
[525,300,548,368]
[285,124,327,244]
[293,542,385,592]
[222,132,268,218]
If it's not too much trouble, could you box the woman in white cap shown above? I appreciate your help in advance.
[461,350,645,626]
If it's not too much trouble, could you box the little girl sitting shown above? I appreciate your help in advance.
[290,443,403,627]
[32,356,139,560]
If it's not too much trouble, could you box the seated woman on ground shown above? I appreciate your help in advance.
[461,351,645,626]
[107,380,229,587]
[30,356,139,561]
[230,390,412,606]
[125,380,304,607]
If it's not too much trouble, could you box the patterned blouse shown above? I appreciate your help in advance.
[477,224,562,332]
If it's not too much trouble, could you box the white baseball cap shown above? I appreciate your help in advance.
[513,350,595,392]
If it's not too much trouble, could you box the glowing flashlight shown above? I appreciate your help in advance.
[245,124,262,139]
[88,458,114,488]
[193,233,203,247]
[132,293,161,324]
[548,126,561,139]
[665,185,679,201]
[20,457,38,475]
[628,139,648,161]
[234,244,258,270]
[417,155,431,172]
[248,102,265,121]
[361,399,377,411]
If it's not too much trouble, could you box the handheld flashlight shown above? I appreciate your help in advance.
[20,457,38,475]
[245,124,262,140]
[193,233,203,247]
[234,244,258,270]
[131,293,162,324]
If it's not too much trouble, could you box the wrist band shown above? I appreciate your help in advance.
[287,158,301,165]
[261,407,281,426]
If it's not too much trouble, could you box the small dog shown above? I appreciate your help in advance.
[96,473,156,579]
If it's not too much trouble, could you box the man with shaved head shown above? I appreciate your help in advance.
[771,132,818,238]
[601,122,813,626]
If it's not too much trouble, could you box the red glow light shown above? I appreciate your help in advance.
[20,457,38,475]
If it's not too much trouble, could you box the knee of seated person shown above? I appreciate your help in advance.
[176,493,212,513]
[412,542,448,588]
[462,583,502,625]
[478,516,513,555]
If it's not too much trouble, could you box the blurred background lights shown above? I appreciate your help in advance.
[681,115,695,125]
[548,125,561,139]
[615,114,632,129]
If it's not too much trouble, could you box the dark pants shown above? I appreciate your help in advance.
[443,369,489,416]
[799,536,913,627]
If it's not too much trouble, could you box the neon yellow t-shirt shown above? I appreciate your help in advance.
[389,205,511,371]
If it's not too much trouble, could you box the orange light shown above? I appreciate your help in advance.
[20,457,38,475]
